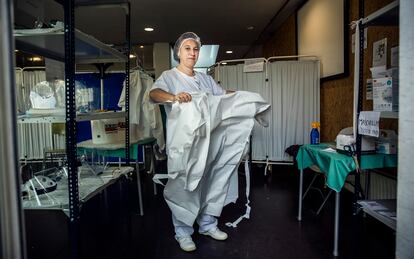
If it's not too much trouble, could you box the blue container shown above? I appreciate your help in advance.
[310,127,320,144]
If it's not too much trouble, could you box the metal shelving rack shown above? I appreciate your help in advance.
[355,0,399,227]
[14,1,131,258]
[15,28,127,63]
[17,110,127,123]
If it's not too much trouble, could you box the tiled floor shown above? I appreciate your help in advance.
[126,164,395,259]
[25,164,395,258]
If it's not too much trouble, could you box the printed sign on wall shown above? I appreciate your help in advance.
[358,111,380,137]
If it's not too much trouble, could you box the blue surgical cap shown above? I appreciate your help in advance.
[173,32,201,61]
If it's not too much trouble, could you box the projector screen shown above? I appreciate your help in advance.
[297,0,348,79]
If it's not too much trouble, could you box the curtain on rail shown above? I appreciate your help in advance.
[15,69,24,113]
[215,60,320,161]
[16,69,51,159]
[17,70,46,113]
[215,63,271,160]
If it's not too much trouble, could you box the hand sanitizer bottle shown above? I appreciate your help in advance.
[310,122,320,144]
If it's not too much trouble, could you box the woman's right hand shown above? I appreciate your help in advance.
[174,92,192,103]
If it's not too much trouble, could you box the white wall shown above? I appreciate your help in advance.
[153,42,170,79]
[0,0,26,257]
[297,0,344,78]
[397,0,414,258]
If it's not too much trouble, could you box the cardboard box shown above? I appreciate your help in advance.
[375,129,398,154]
[373,77,398,111]
[376,142,397,154]
[366,79,373,100]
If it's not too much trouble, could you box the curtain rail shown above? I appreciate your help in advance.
[211,55,319,82]
[21,66,45,71]
[217,57,267,65]
[265,55,318,78]
[213,58,267,83]
[266,55,318,62]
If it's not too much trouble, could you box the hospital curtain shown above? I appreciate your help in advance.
[215,60,320,161]
[15,69,24,113]
[215,64,271,160]
[16,69,49,159]
[268,60,320,161]
[20,70,46,112]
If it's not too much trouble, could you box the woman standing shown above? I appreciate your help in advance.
[149,32,230,252]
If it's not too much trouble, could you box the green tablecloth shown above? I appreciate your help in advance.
[296,143,397,192]
[77,137,157,159]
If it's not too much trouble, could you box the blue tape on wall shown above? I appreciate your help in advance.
[75,72,125,142]
[74,72,143,162]
[102,73,126,110]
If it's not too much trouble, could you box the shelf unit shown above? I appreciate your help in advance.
[22,166,134,210]
[355,0,399,228]
[362,0,399,26]
[15,28,127,64]
[17,111,127,123]
[13,1,131,258]
[358,199,396,230]
[380,111,398,119]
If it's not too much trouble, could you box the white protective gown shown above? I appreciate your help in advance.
[118,70,165,149]
[163,91,270,226]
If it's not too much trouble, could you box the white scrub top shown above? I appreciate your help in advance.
[151,67,226,114]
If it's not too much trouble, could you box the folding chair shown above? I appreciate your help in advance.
[302,165,333,215]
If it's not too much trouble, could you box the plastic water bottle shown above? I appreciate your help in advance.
[310,122,320,144]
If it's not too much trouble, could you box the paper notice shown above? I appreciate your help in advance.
[243,60,264,73]
[370,65,387,79]
[373,38,387,67]
[358,111,380,137]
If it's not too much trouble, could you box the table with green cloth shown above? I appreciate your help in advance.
[296,143,397,256]
[297,143,397,192]
[77,137,157,216]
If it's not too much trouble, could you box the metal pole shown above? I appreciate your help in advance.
[333,192,340,257]
[298,169,303,221]
[125,2,131,166]
[354,0,365,215]
[0,0,27,258]
[136,158,144,216]
[64,0,80,258]
[100,78,104,110]
[94,63,113,110]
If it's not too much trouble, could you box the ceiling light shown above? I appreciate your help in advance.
[222,62,227,65]
[129,54,136,58]
[225,50,233,54]
[15,49,19,52]
[29,57,42,62]
[139,45,144,49]
[144,27,154,32]
[246,26,254,30]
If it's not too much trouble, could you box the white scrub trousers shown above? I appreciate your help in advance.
[173,213,217,238]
